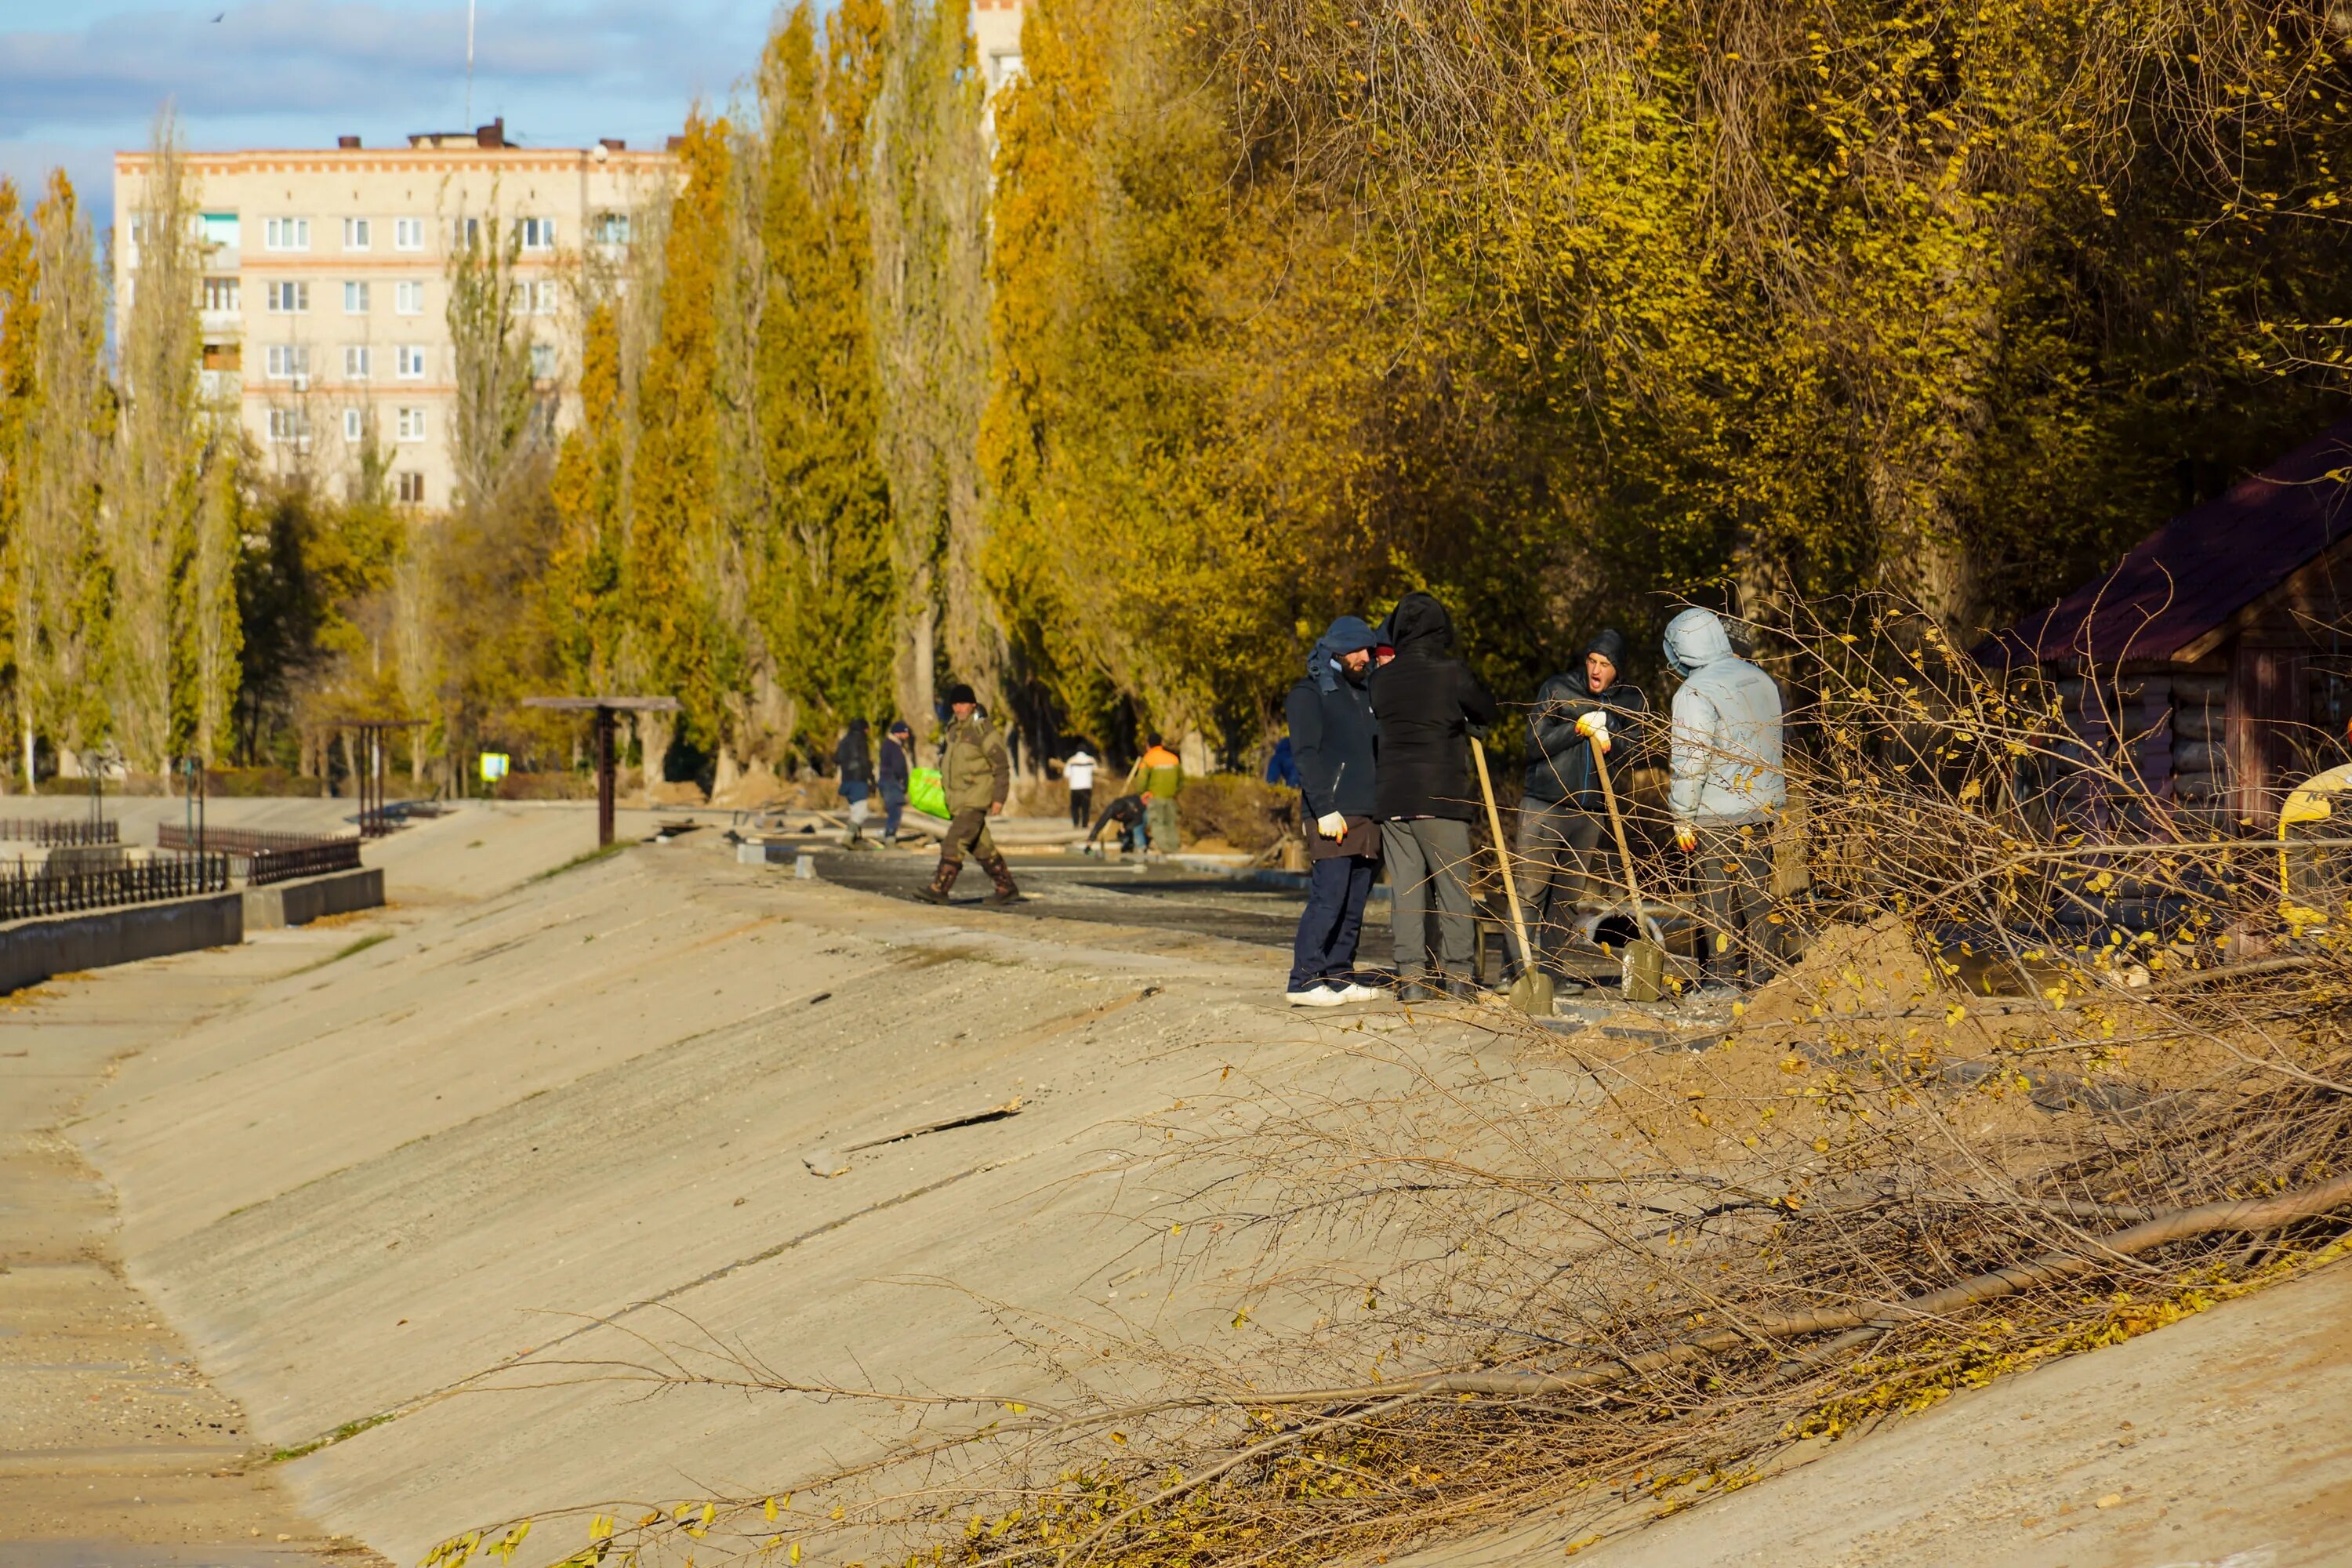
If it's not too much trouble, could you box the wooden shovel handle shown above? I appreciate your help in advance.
[1468,736,1536,965]
[1591,743,1661,942]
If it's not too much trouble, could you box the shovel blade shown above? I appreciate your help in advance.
[1508,971,1556,1017]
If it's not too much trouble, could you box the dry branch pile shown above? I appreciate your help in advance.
[437,601,2352,1568]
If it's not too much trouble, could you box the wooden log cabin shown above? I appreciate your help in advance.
[1988,420,2352,830]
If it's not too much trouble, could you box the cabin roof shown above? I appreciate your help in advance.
[1988,419,2352,669]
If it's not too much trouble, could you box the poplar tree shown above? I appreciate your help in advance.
[754,0,896,746]
[16,172,112,779]
[626,114,735,774]
[111,119,209,771]
[0,180,33,784]
[869,0,991,734]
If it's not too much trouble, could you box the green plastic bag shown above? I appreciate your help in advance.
[906,766,947,819]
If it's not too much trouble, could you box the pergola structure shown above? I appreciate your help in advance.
[334,718,430,837]
[522,695,684,847]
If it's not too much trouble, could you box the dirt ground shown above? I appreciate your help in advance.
[3,804,2348,1566]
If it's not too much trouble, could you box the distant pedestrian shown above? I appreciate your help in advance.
[1371,592,1500,1001]
[1265,735,1301,789]
[1519,628,1651,971]
[1283,615,1385,1006]
[1065,746,1098,829]
[919,685,1022,906]
[1083,790,1152,853]
[879,720,914,844]
[1664,608,1788,997]
[834,718,875,845]
[1128,735,1184,855]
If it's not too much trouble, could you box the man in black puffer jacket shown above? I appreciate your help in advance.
[1370,592,1500,1000]
[1519,628,1651,972]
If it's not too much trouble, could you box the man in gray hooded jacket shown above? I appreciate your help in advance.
[1663,608,1787,995]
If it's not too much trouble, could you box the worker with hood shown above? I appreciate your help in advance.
[833,718,876,846]
[1283,615,1385,1007]
[1370,591,1501,1001]
[1663,608,1788,995]
[1520,628,1652,971]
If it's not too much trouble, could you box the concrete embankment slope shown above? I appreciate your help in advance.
[74,825,1335,1563]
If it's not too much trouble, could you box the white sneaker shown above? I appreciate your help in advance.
[1336,982,1382,1002]
[1286,986,1345,1007]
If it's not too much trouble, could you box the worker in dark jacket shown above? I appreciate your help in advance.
[878,720,913,844]
[1370,592,1501,1000]
[1283,615,1385,1006]
[834,718,876,845]
[1518,629,1651,968]
[1083,791,1152,852]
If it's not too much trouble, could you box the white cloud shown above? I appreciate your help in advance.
[0,0,759,137]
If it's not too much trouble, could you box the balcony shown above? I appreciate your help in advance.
[199,370,243,402]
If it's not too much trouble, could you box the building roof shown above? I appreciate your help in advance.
[1989,419,2352,668]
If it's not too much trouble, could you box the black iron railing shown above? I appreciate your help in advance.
[0,853,229,923]
[248,837,364,886]
[154,823,365,887]
[0,817,120,848]
[156,823,356,858]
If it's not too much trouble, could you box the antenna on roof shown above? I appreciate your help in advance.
[464,0,477,127]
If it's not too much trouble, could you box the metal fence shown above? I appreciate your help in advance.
[0,817,120,848]
[154,823,365,887]
[155,823,343,857]
[0,852,229,923]
[248,837,364,886]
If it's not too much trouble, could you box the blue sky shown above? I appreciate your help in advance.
[0,0,779,234]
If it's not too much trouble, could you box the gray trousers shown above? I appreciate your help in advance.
[1385,817,1477,975]
[1515,800,1605,962]
[1693,823,1785,984]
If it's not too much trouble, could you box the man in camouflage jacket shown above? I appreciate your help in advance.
[919,682,1022,906]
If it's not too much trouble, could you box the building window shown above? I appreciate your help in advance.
[267,408,309,445]
[343,280,370,314]
[518,216,557,250]
[344,345,372,379]
[264,344,310,381]
[590,212,631,246]
[530,342,556,379]
[452,216,481,249]
[396,408,427,443]
[202,277,240,311]
[343,408,365,443]
[396,344,427,379]
[394,216,424,252]
[394,472,426,504]
[201,212,241,249]
[394,280,424,315]
[263,217,310,252]
[534,279,561,314]
[265,280,310,314]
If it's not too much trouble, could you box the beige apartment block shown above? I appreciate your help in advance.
[114,122,674,512]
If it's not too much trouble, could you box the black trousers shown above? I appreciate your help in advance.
[1069,786,1093,828]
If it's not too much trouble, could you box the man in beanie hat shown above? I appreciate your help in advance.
[920,684,1022,906]
[1517,628,1652,972]
[1283,615,1385,1005]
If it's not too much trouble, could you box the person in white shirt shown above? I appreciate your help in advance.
[1063,748,1098,829]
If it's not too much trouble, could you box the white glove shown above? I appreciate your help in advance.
[1575,710,1612,753]
[1315,811,1348,839]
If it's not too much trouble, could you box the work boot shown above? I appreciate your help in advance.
[916,857,962,905]
[1397,975,1441,1004]
[981,853,1023,906]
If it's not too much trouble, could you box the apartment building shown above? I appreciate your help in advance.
[114,122,674,510]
